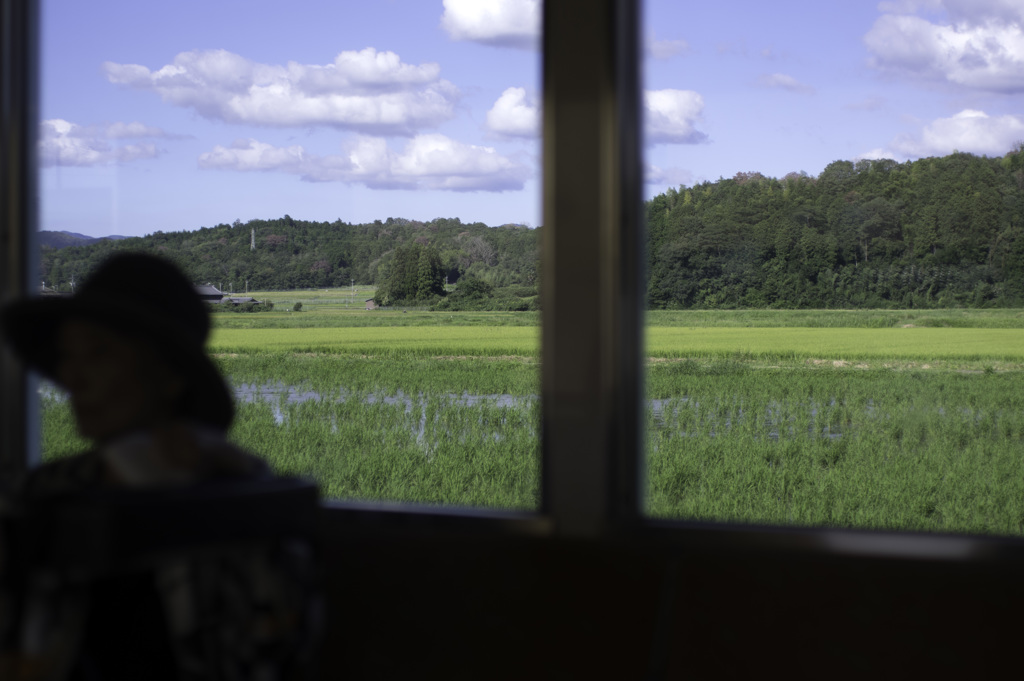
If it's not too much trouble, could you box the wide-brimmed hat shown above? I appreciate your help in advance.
[0,252,233,430]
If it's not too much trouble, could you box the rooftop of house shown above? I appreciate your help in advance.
[194,284,224,299]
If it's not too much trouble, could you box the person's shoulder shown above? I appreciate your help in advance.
[18,452,105,500]
[195,433,271,481]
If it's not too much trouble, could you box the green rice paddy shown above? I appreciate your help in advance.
[39,294,1024,536]
[210,325,1020,362]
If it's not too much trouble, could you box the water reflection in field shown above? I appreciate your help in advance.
[233,380,534,429]
[221,381,1010,446]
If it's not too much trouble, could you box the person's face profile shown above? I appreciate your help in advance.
[55,319,183,443]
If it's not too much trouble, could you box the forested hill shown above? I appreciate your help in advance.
[40,149,1024,309]
[647,149,1024,309]
[40,216,539,293]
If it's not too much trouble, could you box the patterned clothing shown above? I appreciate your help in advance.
[1,427,319,681]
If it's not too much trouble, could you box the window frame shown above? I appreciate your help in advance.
[5,0,1024,561]
[1,0,41,488]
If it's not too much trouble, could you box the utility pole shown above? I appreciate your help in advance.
[251,227,256,251]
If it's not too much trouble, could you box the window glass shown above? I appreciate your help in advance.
[642,0,1024,535]
[38,0,542,509]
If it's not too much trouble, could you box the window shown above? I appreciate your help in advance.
[641,0,1024,540]
[5,0,1020,561]
[31,0,544,511]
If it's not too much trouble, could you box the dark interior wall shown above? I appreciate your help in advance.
[319,522,1023,680]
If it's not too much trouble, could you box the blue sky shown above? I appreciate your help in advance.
[40,0,1024,237]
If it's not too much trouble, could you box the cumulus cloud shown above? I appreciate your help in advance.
[645,164,694,188]
[103,48,459,135]
[644,89,708,145]
[37,119,173,167]
[484,87,709,146]
[941,0,1024,25]
[757,73,816,94]
[199,134,529,191]
[103,121,178,139]
[646,33,689,60]
[860,109,1024,160]
[865,1,1024,92]
[486,87,540,137]
[440,0,540,49]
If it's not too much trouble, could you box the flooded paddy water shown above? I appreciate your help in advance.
[228,379,1019,445]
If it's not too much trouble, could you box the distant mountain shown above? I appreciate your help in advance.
[39,231,129,249]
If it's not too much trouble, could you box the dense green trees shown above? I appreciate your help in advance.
[40,216,540,303]
[373,242,446,305]
[39,148,1024,309]
[646,149,1024,309]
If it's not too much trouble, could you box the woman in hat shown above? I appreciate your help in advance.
[0,253,316,681]
[2,252,266,494]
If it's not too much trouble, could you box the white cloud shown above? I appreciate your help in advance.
[645,164,694,188]
[646,33,689,60]
[198,138,308,173]
[483,86,709,146]
[757,73,816,94]
[440,0,540,50]
[644,89,708,145]
[860,109,1024,160]
[38,119,170,167]
[103,48,459,135]
[198,134,530,192]
[865,2,1024,92]
[104,121,175,139]
[486,87,540,137]
[941,0,1024,25]
[877,1,1023,26]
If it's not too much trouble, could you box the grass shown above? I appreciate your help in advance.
[645,308,1024,328]
[645,361,1024,534]
[646,327,1024,362]
[209,325,1023,364]
[230,393,539,507]
[39,306,1024,535]
[209,326,540,357]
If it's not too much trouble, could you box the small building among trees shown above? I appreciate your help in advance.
[194,284,224,302]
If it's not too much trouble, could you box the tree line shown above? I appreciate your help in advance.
[647,147,1024,308]
[40,216,540,302]
[40,148,1024,309]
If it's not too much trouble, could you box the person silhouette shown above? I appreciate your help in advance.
[3,252,266,494]
[0,253,317,681]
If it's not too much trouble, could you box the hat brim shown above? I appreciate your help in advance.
[1,295,234,430]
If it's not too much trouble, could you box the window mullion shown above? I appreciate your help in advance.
[541,0,643,537]
[0,0,41,483]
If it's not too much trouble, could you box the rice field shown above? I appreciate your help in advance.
[645,360,1024,534]
[39,304,1024,536]
[210,325,1022,362]
[209,326,539,357]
